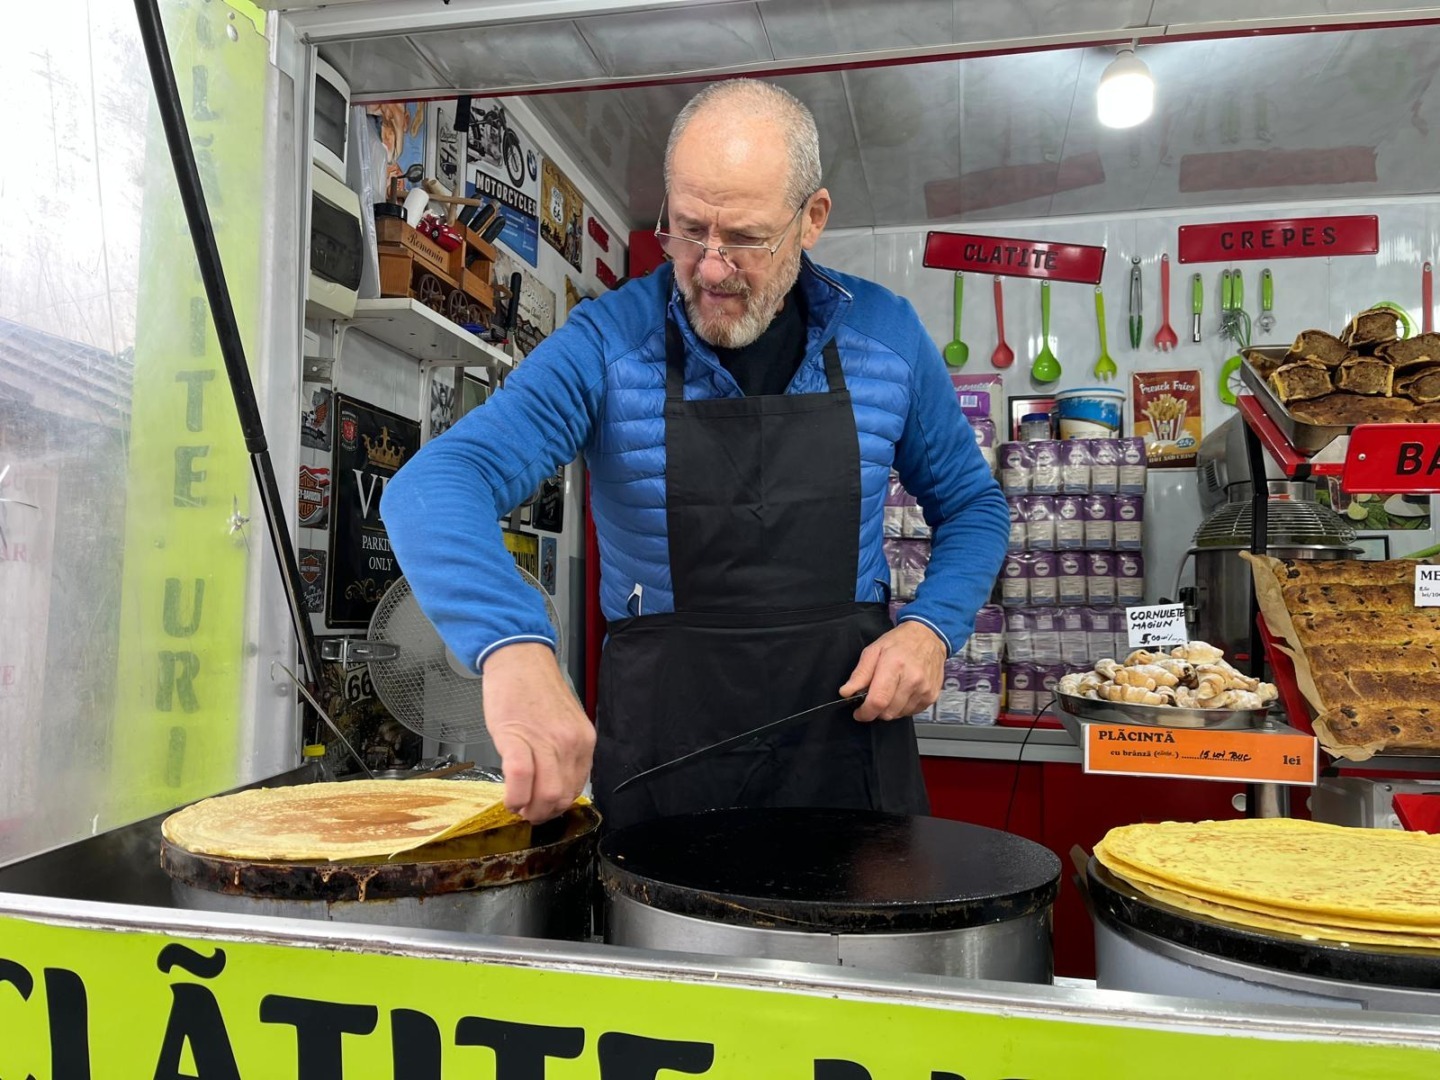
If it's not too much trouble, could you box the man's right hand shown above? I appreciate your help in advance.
[481,642,595,824]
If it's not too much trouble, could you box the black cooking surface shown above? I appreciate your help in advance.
[599,808,1060,932]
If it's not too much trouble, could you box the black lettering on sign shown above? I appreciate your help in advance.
[1324,226,1338,244]
[46,968,91,1080]
[392,1009,442,1080]
[1398,443,1424,475]
[163,579,205,638]
[156,652,201,713]
[175,370,215,431]
[932,1073,969,1080]
[174,446,209,507]
[259,996,379,1080]
[155,986,240,1080]
[455,1016,584,1080]
[1429,444,1440,475]
[0,957,34,999]
[156,944,227,979]
[815,1061,872,1080]
[597,1032,716,1078]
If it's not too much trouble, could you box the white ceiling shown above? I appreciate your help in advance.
[310,1,1440,229]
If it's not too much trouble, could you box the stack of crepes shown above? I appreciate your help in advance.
[1095,819,1440,950]
[163,780,586,862]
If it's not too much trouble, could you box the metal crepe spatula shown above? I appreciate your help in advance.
[613,693,867,793]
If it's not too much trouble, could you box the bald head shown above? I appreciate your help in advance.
[664,80,822,210]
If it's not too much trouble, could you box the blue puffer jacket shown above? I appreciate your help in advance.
[381,256,1010,669]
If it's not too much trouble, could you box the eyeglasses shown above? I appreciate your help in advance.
[654,195,811,272]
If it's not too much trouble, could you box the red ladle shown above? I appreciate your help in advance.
[991,276,1015,368]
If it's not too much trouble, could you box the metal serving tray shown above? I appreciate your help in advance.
[1058,691,1272,731]
[1239,347,1351,456]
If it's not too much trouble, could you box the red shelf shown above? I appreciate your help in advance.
[1234,395,1344,478]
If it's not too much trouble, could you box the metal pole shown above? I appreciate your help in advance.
[132,0,323,692]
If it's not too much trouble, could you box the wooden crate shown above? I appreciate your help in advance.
[375,217,463,283]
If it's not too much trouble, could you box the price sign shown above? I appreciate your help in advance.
[1125,603,1188,648]
[1342,423,1440,493]
[1084,724,1318,786]
[1416,565,1440,608]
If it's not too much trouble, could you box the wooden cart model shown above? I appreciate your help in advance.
[375,212,498,329]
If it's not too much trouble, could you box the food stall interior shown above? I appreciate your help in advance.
[7,0,1440,1050]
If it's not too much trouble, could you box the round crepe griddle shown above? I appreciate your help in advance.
[599,808,1060,933]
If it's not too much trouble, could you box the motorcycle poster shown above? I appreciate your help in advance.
[540,157,584,272]
[465,98,541,266]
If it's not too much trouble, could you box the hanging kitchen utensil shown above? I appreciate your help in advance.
[1191,273,1204,343]
[1093,286,1117,381]
[1219,270,1234,339]
[1257,268,1276,334]
[320,568,564,746]
[943,272,969,367]
[1425,263,1434,335]
[1128,257,1143,349]
[1032,281,1061,383]
[1154,254,1179,352]
[613,693,867,793]
[1218,355,1244,407]
[990,276,1015,369]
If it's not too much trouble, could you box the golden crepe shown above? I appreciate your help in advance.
[1117,873,1440,950]
[162,779,539,862]
[1095,819,1440,929]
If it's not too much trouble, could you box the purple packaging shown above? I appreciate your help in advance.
[1029,552,1058,606]
[1087,438,1120,493]
[1029,604,1061,661]
[885,472,912,505]
[1055,494,1086,549]
[935,658,967,724]
[1057,551,1088,605]
[888,600,905,625]
[1085,606,1115,664]
[1005,608,1034,661]
[970,417,998,472]
[1083,493,1115,550]
[1007,498,1028,552]
[1119,437,1148,493]
[1060,439,1093,493]
[1087,552,1117,605]
[884,472,909,538]
[1001,553,1030,607]
[1117,552,1145,603]
[1039,664,1067,714]
[1030,440,1061,494]
[956,389,992,420]
[1006,662,1037,717]
[967,604,1006,662]
[1022,495,1056,550]
[895,540,930,600]
[903,504,932,540]
[1114,494,1145,549]
[1060,607,1091,665]
[1000,442,1032,496]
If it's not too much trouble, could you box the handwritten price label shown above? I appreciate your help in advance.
[1083,724,1317,785]
[1125,603,1188,649]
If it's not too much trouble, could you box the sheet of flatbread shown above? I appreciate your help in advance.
[1116,874,1440,950]
[1313,706,1440,752]
[162,779,534,862]
[1095,818,1440,928]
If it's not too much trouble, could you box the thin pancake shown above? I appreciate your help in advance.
[1117,875,1440,950]
[1095,819,1440,927]
[162,779,532,861]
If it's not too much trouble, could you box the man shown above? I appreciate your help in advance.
[382,80,1009,831]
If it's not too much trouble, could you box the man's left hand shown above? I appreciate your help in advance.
[839,621,948,722]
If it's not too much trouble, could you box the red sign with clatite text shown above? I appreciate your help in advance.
[1343,423,1440,493]
[924,231,1106,284]
[1178,215,1378,263]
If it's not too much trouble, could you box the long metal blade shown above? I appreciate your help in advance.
[612,693,867,794]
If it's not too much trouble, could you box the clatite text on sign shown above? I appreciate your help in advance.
[923,231,1106,284]
[1178,215,1378,263]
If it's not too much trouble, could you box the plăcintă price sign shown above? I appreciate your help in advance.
[1084,724,1318,786]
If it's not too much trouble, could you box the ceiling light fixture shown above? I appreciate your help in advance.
[1097,44,1154,129]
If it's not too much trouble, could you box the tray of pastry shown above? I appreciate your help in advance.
[1240,348,1350,455]
[1058,692,1272,730]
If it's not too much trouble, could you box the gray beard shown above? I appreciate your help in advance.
[678,244,803,349]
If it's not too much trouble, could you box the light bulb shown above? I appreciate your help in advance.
[1097,48,1154,129]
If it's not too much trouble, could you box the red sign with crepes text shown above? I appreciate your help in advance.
[1343,423,1440,494]
[1178,215,1378,263]
[923,231,1107,285]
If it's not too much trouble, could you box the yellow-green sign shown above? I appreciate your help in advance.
[0,912,1436,1078]
[110,0,268,818]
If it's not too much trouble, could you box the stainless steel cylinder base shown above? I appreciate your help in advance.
[605,893,1052,982]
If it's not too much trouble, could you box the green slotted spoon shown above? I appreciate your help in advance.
[1032,280,1061,383]
[943,272,969,367]
[1093,285,1117,381]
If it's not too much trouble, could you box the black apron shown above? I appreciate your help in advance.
[593,314,929,831]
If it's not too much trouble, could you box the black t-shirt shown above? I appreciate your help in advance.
[713,289,807,397]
